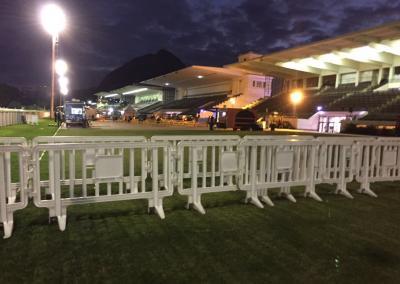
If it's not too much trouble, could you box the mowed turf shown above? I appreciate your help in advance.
[1,120,400,283]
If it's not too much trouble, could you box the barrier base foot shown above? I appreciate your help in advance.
[57,215,67,231]
[336,189,354,199]
[154,206,165,219]
[192,202,206,214]
[306,191,323,202]
[260,195,274,207]
[280,191,296,203]
[2,221,13,239]
[358,188,378,198]
[248,196,264,208]
[286,193,297,203]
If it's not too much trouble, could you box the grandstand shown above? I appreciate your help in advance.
[225,21,400,132]
[142,65,273,120]
[93,21,400,132]
[140,93,229,116]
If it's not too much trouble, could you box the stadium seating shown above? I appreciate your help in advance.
[154,94,228,114]
[329,89,400,112]
[250,81,400,119]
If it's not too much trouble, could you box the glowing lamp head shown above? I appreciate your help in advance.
[58,76,69,89]
[290,90,303,105]
[317,106,323,111]
[55,59,68,76]
[40,3,66,36]
[60,87,68,95]
[197,75,204,79]
[229,97,236,105]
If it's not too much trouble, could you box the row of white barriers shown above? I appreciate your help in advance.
[1,135,399,238]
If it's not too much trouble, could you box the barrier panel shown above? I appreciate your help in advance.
[0,143,29,238]
[0,137,30,202]
[151,135,241,185]
[176,139,241,214]
[32,136,148,182]
[315,137,357,199]
[239,138,321,206]
[356,139,400,197]
[32,140,173,231]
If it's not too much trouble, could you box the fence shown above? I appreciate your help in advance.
[356,139,400,197]
[1,134,399,238]
[0,108,43,127]
[31,139,172,231]
[0,109,24,127]
[0,138,29,238]
[177,140,240,213]
[239,138,320,206]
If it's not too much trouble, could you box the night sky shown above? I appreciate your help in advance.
[1,0,400,89]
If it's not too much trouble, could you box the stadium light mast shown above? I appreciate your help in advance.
[40,3,66,119]
[55,59,68,105]
[290,90,303,116]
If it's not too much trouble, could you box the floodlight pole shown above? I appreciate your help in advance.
[50,35,58,119]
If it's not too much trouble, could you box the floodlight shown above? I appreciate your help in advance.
[58,76,69,89]
[40,3,66,36]
[55,59,68,76]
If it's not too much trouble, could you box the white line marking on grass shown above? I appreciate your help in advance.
[39,125,61,161]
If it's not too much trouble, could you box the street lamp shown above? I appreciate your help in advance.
[40,3,66,118]
[290,90,303,116]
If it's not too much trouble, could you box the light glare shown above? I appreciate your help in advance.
[122,88,148,95]
[40,3,66,36]
[290,90,303,105]
[58,76,69,89]
[55,59,68,76]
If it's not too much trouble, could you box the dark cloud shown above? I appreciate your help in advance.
[1,0,400,89]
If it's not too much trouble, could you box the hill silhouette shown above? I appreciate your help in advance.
[97,49,186,91]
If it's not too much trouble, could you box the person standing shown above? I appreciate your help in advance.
[208,115,215,131]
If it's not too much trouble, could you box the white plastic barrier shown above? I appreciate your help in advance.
[356,139,400,197]
[32,136,148,183]
[151,135,241,185]
[0,137,28,146]
[0,137,30,202]
[0,142,29,238]
[176,139,241,214]
[32,140,173,231]
[239,138,321,206]
[2,134,400,238]
[315,137,357,199]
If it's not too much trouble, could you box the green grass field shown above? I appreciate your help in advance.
[1,120,400,283]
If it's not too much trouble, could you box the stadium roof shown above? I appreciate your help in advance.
[226,21,400,78]
[94,84,163,98]
[141,66,244,88]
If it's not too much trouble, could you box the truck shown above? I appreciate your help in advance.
[216,108,262,131]
[64,101,88,128]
